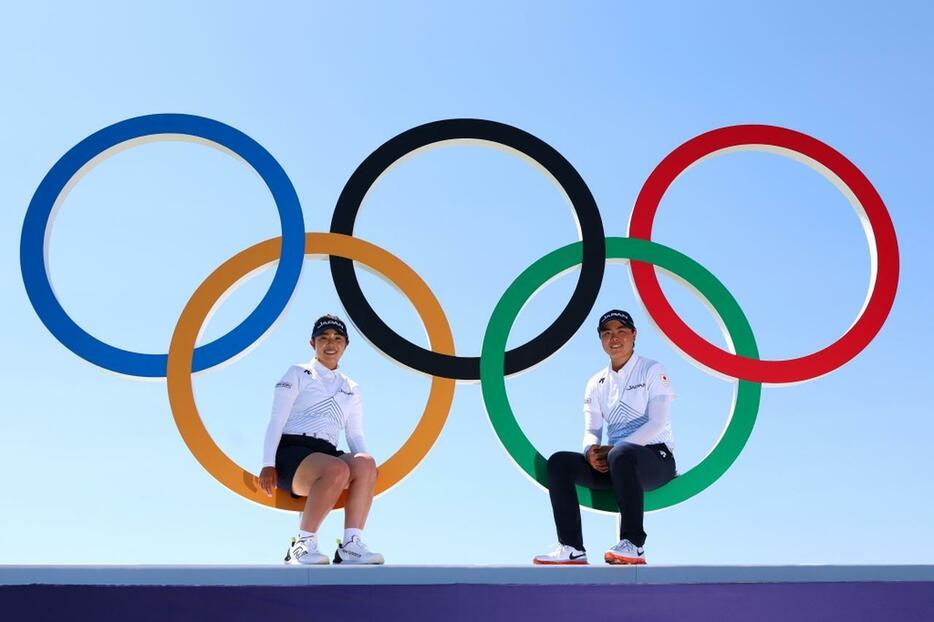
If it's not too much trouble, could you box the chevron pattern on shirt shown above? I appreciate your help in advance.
[606,400,648,444]
[282,397,345,445]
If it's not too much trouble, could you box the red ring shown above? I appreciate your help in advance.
[628,125,899,384]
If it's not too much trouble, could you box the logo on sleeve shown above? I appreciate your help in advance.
[275,382,292,389]
[660,374,670,386]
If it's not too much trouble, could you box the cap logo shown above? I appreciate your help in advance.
[598,309,635,332]
[312,316,348,339]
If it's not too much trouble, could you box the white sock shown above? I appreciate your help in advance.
[343,528,363,544]
[298,530,316,541]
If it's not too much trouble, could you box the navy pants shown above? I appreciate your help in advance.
[547,443,676,549]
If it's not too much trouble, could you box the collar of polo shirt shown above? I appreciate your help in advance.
[312,358,339,375]
[607,352,640,377]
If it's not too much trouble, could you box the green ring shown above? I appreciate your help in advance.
[480,237,762,512]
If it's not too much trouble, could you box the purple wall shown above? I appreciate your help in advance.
[3,583,933,621]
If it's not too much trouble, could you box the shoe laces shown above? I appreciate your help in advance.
[613,539,638,554]
[554,543,581,557]
[346,535,369,552]
[550,543,568,555]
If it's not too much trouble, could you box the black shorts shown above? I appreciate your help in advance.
[275,434,345,497]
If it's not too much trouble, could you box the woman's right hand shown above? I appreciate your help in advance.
[258,466,278,497]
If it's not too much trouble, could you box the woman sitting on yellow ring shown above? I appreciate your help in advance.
[258,314,384,565]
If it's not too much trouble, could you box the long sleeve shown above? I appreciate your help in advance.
[344,385,369,454]
[262,366,301,467]
[582,380,603,454]
[621,395,671,445]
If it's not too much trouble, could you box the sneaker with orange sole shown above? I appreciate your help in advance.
[604,539,645,565]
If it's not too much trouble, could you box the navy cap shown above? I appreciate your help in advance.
[597,309,635,332]
[311,314,349,340]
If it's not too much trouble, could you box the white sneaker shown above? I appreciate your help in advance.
[284,536,329,565]
[604,539,645,565]
[333,535,385,565]
[532,544,588,565]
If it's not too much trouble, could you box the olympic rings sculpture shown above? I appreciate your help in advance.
[20,114,899,513]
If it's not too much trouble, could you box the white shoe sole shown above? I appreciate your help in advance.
[286,556,330,565]
[336,556,385,565]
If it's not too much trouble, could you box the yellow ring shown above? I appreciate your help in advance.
[167,232,456,510]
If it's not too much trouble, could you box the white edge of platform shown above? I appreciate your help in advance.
[1,565,933,586]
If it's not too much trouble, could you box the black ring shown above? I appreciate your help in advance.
[329,118,605,380]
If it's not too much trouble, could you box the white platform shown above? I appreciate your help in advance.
[2,565,933,586]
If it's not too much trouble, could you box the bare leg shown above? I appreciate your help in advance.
[291,454,350,533]
[340,453,378,529]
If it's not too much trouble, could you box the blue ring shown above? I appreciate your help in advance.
[20,114,305,377]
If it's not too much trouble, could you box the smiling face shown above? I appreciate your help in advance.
[311,329,348,370]
[600,319,636,371]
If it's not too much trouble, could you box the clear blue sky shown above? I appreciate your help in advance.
[1,1,932,565]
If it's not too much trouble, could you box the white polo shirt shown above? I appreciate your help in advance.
[582,353,675,452]
[262,358,368,467]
